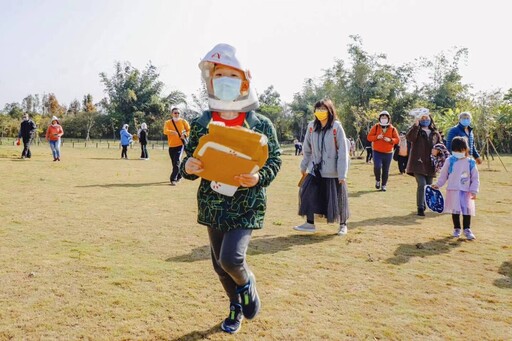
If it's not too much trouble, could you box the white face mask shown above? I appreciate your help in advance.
[172,117,179,122]
[452,152,465,159]
[380,118,389,126]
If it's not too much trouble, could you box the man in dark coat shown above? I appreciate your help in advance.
[18,114,37,159]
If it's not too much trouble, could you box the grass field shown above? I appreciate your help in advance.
[1,143,511,340]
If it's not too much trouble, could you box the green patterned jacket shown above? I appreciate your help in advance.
[180,111,282,231]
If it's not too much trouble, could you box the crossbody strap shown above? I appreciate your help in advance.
[171,119,183,140]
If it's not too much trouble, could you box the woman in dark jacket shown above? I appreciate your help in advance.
[406,110,442,216]
[138,122,149,160]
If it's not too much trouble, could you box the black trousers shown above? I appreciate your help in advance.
[22,137,32,158]
[294,145,302,155]
[121,145,128,158]
[397,155,408,173]
[168,146,183,182]
[365,147,373,162]
[140,144,148,159]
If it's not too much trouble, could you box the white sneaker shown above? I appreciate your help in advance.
[464,229,476,240]
[452,228,461,238]
[293,222,316,233]
[337,224,348,236]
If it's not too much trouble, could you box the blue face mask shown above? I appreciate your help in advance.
[419,119,431,127]
[460,118,471,127]
[213,77,242,101]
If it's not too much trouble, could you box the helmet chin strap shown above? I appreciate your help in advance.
[208,87,259,112]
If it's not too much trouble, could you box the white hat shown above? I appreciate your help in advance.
[51,116,60,123]
[458,111,472,119]
[198,43,258,112]
[141,122,147,129]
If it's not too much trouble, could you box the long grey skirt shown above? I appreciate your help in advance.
[298,174,350,224]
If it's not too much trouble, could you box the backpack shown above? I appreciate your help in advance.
[447,155,476,174]
[431,143,450,173]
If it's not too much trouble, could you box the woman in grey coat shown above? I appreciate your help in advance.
[294,99,350,236]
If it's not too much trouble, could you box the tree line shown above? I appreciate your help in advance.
[1,35,512,152]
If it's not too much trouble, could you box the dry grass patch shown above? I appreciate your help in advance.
[1,144,511,340]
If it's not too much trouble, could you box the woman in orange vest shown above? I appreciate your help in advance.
[367,111,399,191]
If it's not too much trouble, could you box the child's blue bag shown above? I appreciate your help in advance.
[425,185,444,213]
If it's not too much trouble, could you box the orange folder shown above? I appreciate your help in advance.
[193,123,269,186]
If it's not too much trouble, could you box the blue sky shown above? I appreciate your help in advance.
[1,0,510,108]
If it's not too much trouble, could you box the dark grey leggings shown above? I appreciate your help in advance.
[414,174,434,210]
[208,227,252,303]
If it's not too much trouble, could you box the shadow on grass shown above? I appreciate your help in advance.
[349,212,434,229]
[170,324,222,341]
[8,158,44,162]
[166,233,336,263]
[349,189,375,198]
[76,181,169,188]
[494,261,512,289]
[385,236,463,265]
[88,157,129,160]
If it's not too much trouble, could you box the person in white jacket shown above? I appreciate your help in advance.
[294,99,350,236]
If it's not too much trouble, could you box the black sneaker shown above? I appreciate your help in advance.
[375,181,380,189]
[236,273,260,320]
[417,208,425,216]
[220,303,243,334]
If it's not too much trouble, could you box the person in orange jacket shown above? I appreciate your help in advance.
[367,111,399,191]
[163,108,190,185]
[45,116,64,161]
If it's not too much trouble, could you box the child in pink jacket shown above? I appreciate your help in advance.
[432,137,480,240]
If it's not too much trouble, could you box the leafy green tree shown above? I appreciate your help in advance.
[191,83,209,114]
[163,90,187,112]
[3,102,24,119]
[99,61,166,131]
[68,99,81,116]
[420,48,470,112]
[22,95,37,115]
[256,86,290,140]
[289,79,323,141]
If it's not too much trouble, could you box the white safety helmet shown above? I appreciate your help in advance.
[198,43,259,112]
[379,111,391,119]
